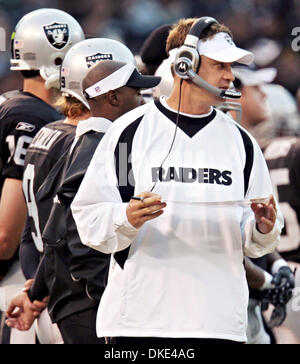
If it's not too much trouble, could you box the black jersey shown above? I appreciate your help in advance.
[250,137,300,298]
[20,121,76,278]
[0,90,61,277]
[29,126,109,323]
[0,90,61,192]
[262,136,300,262]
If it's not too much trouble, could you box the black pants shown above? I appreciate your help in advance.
[112,337,244,345]
[57,308,104,344]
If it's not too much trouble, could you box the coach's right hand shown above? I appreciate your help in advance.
[127,192,167,229]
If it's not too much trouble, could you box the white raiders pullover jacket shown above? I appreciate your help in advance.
[71,97,283,342]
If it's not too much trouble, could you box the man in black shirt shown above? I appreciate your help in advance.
[19,37,137,344]
[0,8,84,344]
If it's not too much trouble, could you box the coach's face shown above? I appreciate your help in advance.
[196,55,235,103]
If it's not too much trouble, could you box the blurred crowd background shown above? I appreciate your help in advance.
[0,0,299,99]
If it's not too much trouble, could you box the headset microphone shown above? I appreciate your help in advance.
[186,69,241,99]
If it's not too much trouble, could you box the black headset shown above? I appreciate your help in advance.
[174,17,241,99]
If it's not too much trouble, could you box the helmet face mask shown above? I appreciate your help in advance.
[60,38,136,108]
[217,101,242,124]
[10,8,85,88]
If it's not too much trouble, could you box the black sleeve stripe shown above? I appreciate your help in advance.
[235,125,254,197]
[114,116,143,269]
[114,116,144,203]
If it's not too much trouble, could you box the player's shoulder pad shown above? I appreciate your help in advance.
[0,91,61,121]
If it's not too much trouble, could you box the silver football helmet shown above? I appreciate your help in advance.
[217,100,242,124]
[10,8,85,89]
[60,38,136,108]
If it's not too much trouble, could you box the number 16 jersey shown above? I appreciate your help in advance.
[0,90,61,193]
[0,89,61,278]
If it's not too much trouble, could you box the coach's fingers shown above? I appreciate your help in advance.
[130,193,163,206]
[127,192,166,228]
[140,209,165,224]
[252,195,277,234]
[132,202,167,217]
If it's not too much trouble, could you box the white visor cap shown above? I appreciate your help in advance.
[198,32,254,65]
[84,63,161,99]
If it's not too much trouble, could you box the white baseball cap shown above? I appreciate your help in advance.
[198,32,254,65]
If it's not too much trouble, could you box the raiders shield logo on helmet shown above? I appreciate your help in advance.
[44,22,69,49]
[85,53,113,68]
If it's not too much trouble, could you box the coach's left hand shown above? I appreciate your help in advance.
[251,194,277,234]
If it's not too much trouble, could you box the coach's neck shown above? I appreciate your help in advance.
[166,77,218,116]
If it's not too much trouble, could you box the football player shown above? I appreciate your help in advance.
[232,64,298,344]
[0,8,84,344]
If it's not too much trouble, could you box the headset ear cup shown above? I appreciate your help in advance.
[175,47,199,75]
[174,56,192,79]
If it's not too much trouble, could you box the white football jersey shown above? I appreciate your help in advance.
[72,97,283,342]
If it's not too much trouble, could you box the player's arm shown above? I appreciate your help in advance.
[244,257,265,289]
[0,115,41,259]
[244,257,273,290]
[266,251,283,271]
[0,178,27,259]
[19,216,41,279]
[27,254,49,302]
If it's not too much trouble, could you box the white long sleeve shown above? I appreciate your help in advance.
[241,131,283,257]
